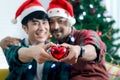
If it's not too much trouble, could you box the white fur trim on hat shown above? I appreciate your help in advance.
[67,15,76,26]
[20,6,46,21]
[48,8,76,26]
[48,8,68,18]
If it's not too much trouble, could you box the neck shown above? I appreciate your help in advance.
[58,32,73,44]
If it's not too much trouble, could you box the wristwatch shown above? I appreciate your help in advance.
[78,46,85,58]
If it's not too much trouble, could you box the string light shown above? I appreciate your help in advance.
[51,63,56,68]
[97,14,101,18]
[89,4,94,8]
[79,15,84,20]
[106,17,111,22]
[80,5,84,9]
[83,12,86,16]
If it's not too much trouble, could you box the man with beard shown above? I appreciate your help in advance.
[43,0,109,80]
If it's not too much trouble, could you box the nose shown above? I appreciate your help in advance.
[52,22,60,29]
[38,23,45,31]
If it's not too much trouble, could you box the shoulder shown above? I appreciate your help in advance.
[73,29,98,37]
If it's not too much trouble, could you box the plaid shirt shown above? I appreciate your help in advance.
[43,30,109,80]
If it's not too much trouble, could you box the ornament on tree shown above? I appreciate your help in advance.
[90,8,96,14]
[96,30,102,37]
[106,35,112,40]
[50,45,68,60]
[47,34,52,41]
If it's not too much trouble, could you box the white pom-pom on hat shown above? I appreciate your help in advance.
[11,18,17,24]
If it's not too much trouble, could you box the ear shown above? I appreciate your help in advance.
[22,25,28,33]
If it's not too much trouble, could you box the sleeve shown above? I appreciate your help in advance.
[80,30,106,62]
[4,45,28,67]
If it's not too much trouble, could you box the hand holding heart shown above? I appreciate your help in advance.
[57,43,81,64]
[46,43,80,64]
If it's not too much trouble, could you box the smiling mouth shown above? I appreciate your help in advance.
[53,32,61,38]
[53,32,60,36]
[36,31,44,37]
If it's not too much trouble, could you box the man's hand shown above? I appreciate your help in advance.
[24,42,58,64]
[0,36,20,49]
[59,43,80,64]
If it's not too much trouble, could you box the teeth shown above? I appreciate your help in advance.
[36,31,44,35]
[36,30,49,36]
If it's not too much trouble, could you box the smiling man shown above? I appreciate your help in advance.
[3,0,57,80]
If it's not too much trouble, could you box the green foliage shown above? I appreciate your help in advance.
[69,0,120,65]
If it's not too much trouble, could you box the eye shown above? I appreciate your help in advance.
[49,20,54,24]
[43,21,48,25]
[32,22,39,25]
[58,19,64,24]
[58,18,67,25]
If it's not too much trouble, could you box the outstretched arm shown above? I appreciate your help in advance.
[18,42,58,64]
[0,36,20,49]
[59,43,97,64]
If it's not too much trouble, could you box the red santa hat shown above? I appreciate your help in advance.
[47,0,76,26]
[12,0,46,24]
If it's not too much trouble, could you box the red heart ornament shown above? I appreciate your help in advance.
[51,46,68,60]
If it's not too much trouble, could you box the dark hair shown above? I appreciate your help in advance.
[22,11,49,25]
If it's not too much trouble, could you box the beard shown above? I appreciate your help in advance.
[54,35,64,41]
[51,29,63,40]
[51,29,69,42]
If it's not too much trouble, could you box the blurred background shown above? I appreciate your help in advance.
[0,0,120,80]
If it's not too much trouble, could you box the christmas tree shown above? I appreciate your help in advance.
[68,0,120,65]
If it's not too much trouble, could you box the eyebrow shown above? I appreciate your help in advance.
[50,17,67,21]
[31,19,48,22]
[57,17,67,20]
[31,19,39,22]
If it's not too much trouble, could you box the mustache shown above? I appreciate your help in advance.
[51,29,63,33]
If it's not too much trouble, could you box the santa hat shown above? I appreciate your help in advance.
[12,0,46,24]
[47,0,76,26]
